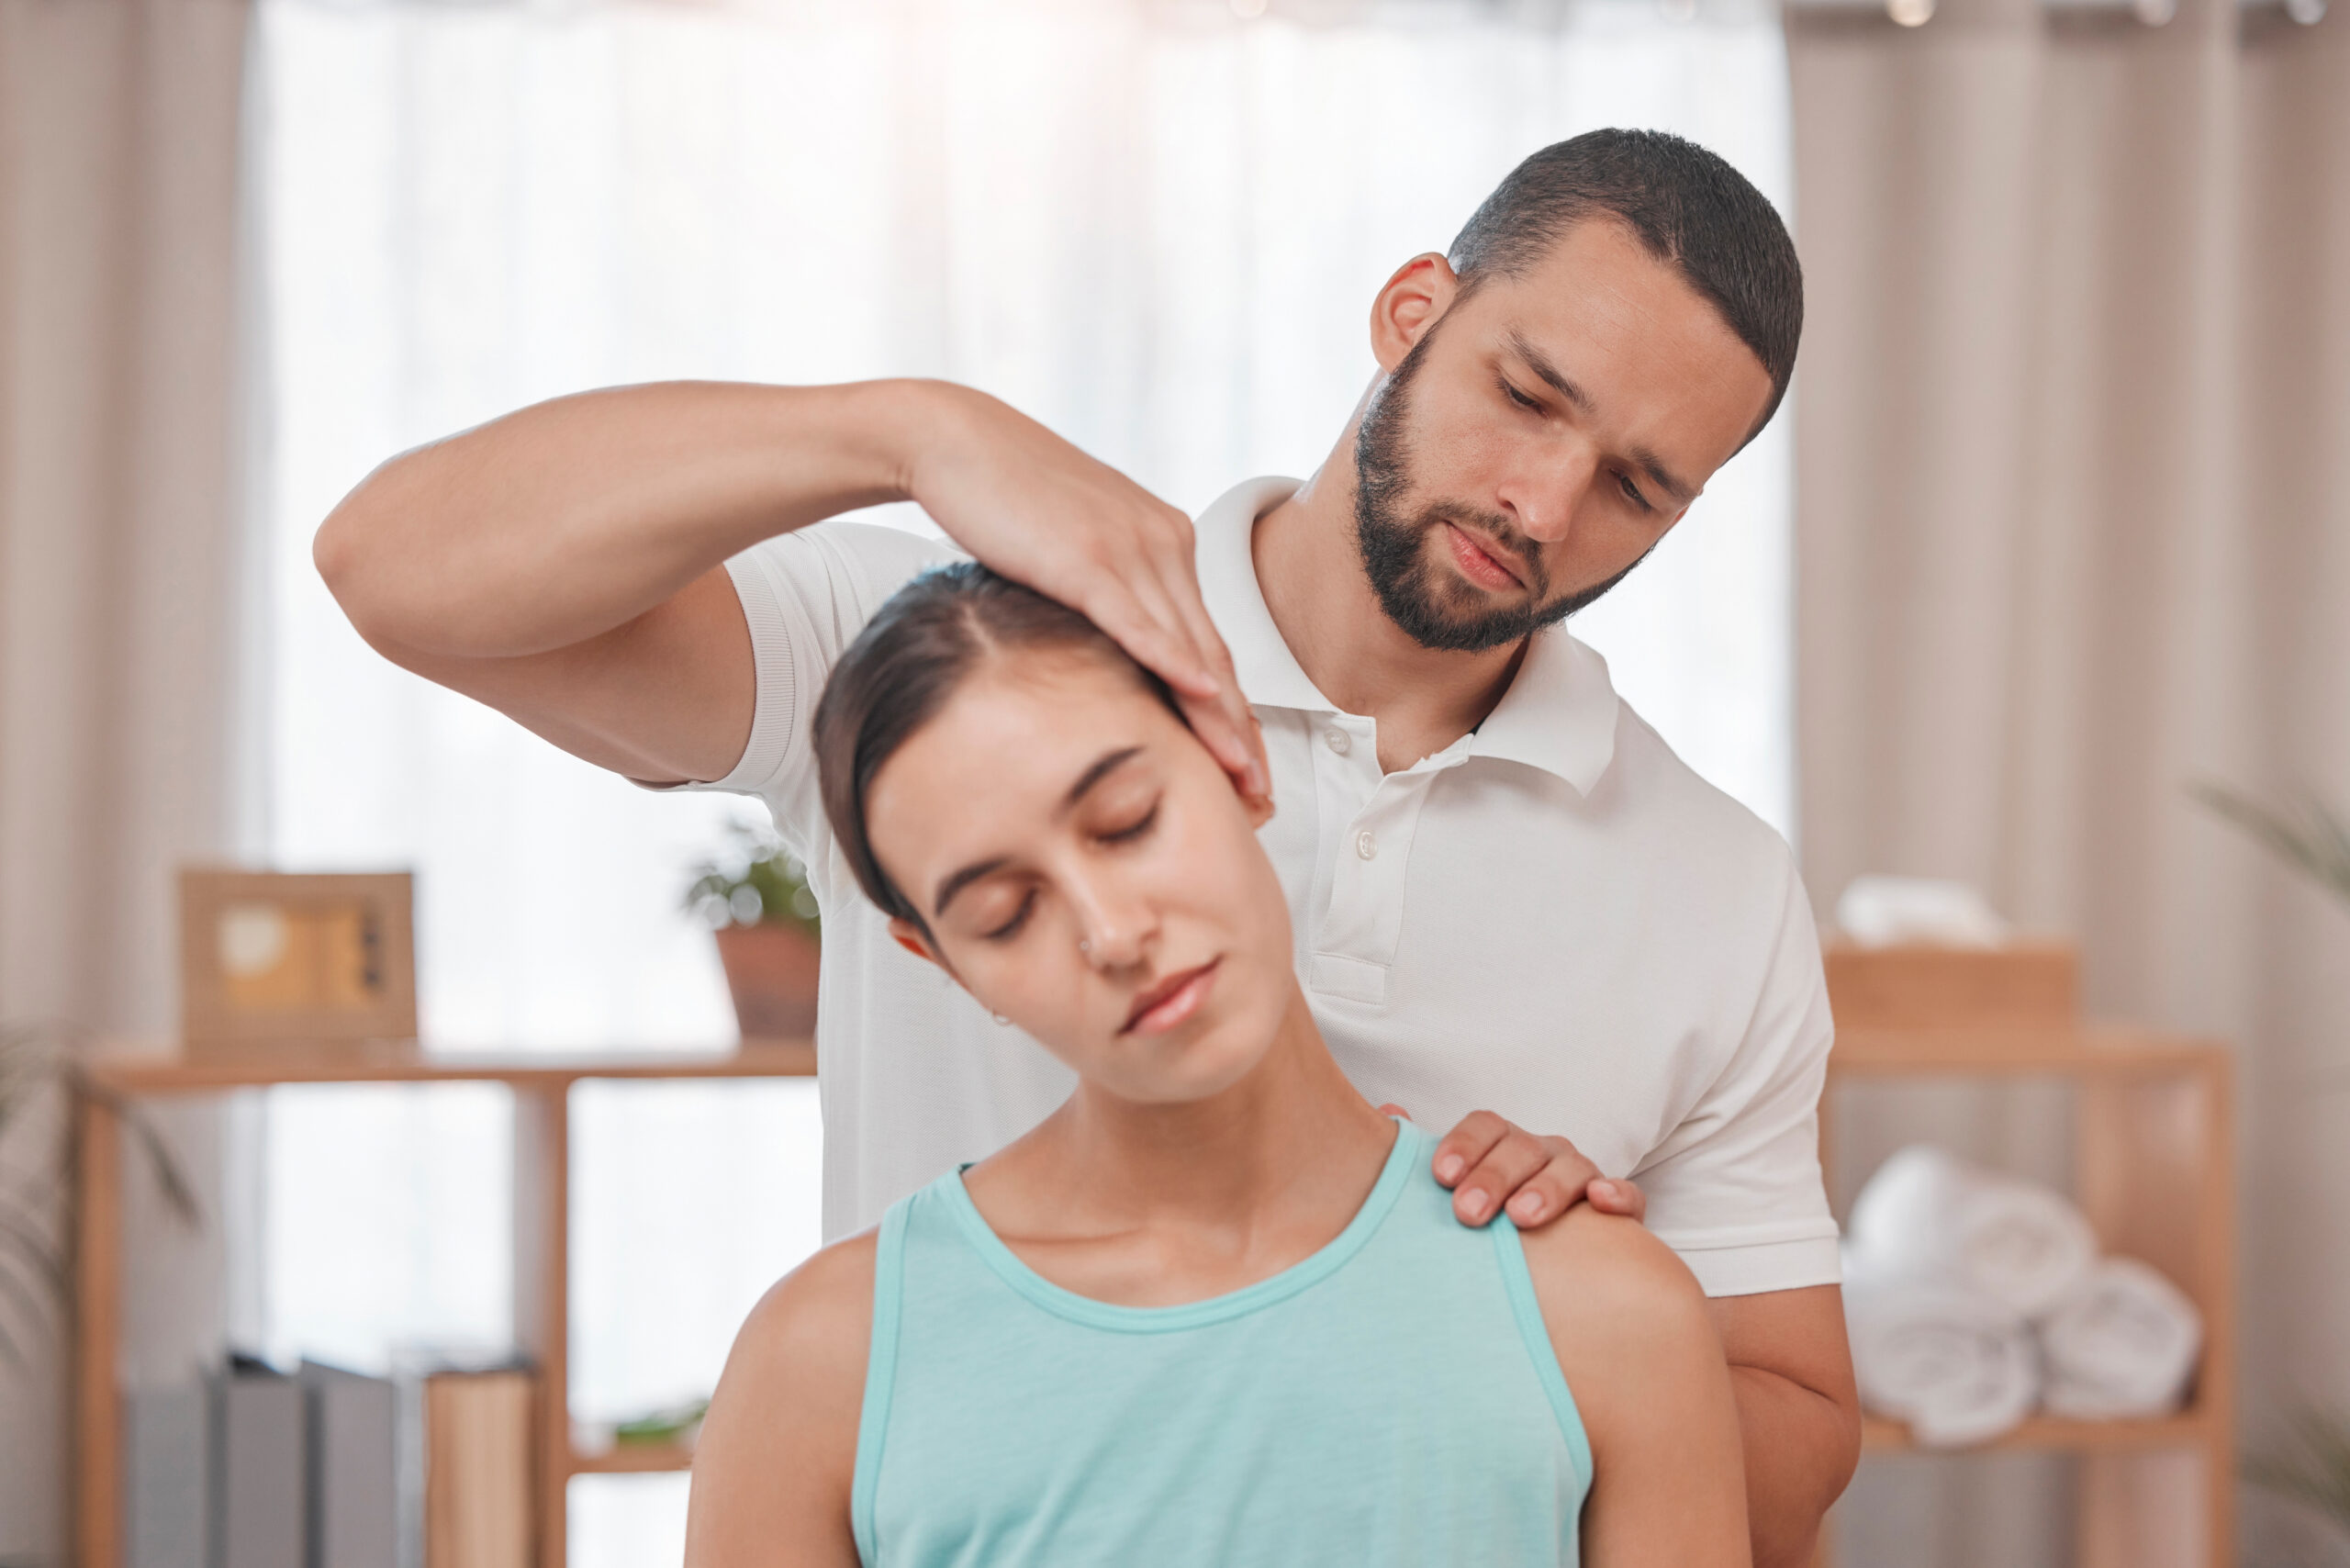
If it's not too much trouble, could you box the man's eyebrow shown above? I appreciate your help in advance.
[929,746,1146,920]
[1627,444,1696,507]
[1505,328,1591,412]
[1505,328,1698,507]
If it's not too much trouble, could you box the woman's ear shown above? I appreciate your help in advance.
[888,917,941,968]
[1368,252,1460,374]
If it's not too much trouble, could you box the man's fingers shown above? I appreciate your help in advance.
[1081,581,1215,699]
[1176,689,1261,795]
[1585,1176,1647,1222]
[1455,1132,1595,1227]
[1143,550,1271,806]
[1499,1157,1595,1229]
[1429,1109,1513,1189]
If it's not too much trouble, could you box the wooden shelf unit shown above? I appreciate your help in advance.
[1820,993,2236,1567]
[73,1040,816,1568]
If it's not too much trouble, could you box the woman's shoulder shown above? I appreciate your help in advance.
[1516,1208,1721,1405]
[688,1232,879,1558]
[729,1230,881,1388]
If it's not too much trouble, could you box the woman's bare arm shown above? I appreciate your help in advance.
[683,1233,878,1568]
[1527,1211,1752,1568]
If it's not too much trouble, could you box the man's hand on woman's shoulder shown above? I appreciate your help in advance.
[1383,1105,1647,1230]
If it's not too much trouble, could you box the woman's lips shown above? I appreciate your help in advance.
[1444,521,1524,591]
[1120,959,1221,1036]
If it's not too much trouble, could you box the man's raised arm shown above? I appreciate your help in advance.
[314,379,1267,795]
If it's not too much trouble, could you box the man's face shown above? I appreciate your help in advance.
[1354,218,1775,652]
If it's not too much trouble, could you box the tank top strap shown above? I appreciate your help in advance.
[852,1193,913,1564]
[1487,1217,1596,1495]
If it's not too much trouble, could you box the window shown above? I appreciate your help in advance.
[252,1,1792,1557]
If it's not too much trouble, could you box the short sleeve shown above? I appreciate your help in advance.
[670,520,957,845]
[1630,856,1842,1298]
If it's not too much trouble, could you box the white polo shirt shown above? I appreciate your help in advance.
[693,476,1841,1296]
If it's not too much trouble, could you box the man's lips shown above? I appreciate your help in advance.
[1120,958,1221,1036]
[1443,521,1525,590]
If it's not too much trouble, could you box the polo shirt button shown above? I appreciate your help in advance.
[1355,830,1377,860]
[1325,728,1352,756]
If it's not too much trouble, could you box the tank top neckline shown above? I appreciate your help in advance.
[937,1118,1421,1335]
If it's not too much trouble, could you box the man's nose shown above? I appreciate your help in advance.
[1499,442,1599,546]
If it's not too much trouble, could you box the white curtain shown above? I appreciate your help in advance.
[0,0,252,1557]
[250,0,1793,1556]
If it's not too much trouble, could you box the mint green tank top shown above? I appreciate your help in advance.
[851,1122,1593,1567]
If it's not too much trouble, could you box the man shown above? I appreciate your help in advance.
[317,129,1860,1562]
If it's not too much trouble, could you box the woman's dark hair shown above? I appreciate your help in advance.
[812,560,1181,935]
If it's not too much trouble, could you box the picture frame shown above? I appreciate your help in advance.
[177,868,418,1053]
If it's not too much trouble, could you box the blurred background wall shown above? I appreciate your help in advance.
[1791,0,2350,1559]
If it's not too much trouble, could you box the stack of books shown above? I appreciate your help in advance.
[123,1354,535,1568]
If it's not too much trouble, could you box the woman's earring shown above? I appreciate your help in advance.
[1077,937,1092,958]
[990,1013,1012,1026]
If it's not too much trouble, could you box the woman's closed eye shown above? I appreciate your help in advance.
[1097,801,1159,846]
[979,887,1038,943]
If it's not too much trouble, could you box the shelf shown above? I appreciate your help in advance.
[568,1442,696,1476]
[1862,1409,2210,1453]
[1830,1025,2225,1076]
[73,1039,818,1568]
[83,1038,816,1092]
[1819,1008,2236,1567]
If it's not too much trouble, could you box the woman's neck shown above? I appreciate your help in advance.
[965,987,1401,1305]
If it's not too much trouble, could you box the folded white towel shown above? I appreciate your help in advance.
[2038,1256,2202,1418]
[1845,1271,2041,1446]
[1846,1145,2098,1318]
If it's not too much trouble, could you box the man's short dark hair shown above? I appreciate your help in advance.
[1449,129,1803,442]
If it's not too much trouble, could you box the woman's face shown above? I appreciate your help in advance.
[863,648,1297,1105]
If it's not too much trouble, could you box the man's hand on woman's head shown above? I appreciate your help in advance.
[1378,1105,1647,1229]
[899,380,1272,812]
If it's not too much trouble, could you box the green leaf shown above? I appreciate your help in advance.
[2191,783,2350,913]
[2246,1406,2350,1537]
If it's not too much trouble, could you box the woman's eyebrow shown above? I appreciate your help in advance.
[1058,745,1144,818]
[933,855,1010,922]
[930,745,1145,919]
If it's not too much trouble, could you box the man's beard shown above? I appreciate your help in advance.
[1351,326,1642,654]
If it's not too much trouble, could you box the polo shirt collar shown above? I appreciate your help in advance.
[1192,476,1621,797]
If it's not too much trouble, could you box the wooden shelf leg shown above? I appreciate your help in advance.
[513,1085,570,1568]
[74,1092,122,1568]
[2076,1062,2235,1568]
[2080,1450,2208,1568]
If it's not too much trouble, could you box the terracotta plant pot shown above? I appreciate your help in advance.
[712,923,821,1040]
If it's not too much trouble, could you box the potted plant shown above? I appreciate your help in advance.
[0,1022,198,1367]
[685,820,822,1041]
[2195,785,2350,1548]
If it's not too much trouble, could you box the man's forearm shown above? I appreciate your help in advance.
[1730,1362,1862,1568]
[315,378,932,661]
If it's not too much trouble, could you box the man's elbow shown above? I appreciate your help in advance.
[1743,1371,1862,1568]
[313,461,464,666]
[314,481,405,649]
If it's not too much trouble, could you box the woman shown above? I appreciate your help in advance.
[684,563,1748,1568]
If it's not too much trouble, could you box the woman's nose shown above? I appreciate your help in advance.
[1071,881,1153,970]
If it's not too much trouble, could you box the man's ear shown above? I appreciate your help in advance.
[1369,252,1460,374]
[888,917,941,967]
